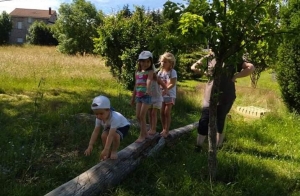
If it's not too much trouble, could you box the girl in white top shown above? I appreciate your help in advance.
[157,52,177,138]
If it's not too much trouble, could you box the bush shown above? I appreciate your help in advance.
[26,21,57,45]
[276,40,300,113]
[276,0,300,113]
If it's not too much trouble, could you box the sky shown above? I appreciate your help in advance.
[0,0,186,15]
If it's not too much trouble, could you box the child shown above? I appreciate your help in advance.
[84,95,130,160]
[157,52,177,138]
[130,51,154,143]
[148,66,169,136]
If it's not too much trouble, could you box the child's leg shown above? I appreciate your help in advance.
[101,131,111,157]
[160,103,166,132]
[148,108,158,135]
[101,131,109,148]
[136,103,150,142]
[136,102,142,125]
[110,133,120,159]
[161,104,173,138]
[148,107,153,131]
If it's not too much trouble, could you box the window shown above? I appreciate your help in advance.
[28,17,32,23]
[17,38,23,43]
[17,22,22,29]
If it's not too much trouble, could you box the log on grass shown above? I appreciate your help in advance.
[45,119,198,196]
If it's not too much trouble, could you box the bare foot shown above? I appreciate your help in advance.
[135,137,145,143]
[160,131,169,138]
[148,129,157,135]
[160,130,166,136]
[110,151,118,159]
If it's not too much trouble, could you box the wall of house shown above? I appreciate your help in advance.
[9,15,56,44]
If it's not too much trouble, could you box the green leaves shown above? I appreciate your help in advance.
[53,0,102,55]
[179,12,205,40]
[0,11,12,45]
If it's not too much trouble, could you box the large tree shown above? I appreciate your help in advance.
[0,11,12,45]
[53,0,103,55]
[176,0,280,180]
[94,5,165,89]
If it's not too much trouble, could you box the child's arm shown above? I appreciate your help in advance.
[100,128,117,160]
[157,76,169,95]
[167,70,177,90]
[84,126,100,156]
[146,70,154,95]
[167,77,177,90]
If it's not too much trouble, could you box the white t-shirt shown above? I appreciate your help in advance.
[158,69,177,98]
[95,111,130,130]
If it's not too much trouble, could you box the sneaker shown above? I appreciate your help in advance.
[194,145,202,152]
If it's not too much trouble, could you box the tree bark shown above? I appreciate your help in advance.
[208,60,222,182]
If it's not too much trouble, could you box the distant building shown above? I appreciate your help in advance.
[9,8,57,44]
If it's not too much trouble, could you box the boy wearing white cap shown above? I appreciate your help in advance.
[84,95,130,160]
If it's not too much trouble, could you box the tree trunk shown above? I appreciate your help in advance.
[208,60,222,182]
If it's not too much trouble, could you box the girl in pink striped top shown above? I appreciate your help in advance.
[131,51,154,143]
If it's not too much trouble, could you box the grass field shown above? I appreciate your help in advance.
[0,45,300,196]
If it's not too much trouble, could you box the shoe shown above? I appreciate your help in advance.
[194,145,202,152]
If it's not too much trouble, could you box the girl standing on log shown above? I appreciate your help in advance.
[157,52,177,138]
[148,65,169,136]
[131,51,154,143]
[84,95,130,160]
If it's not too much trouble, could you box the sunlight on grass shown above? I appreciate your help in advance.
[1,46,300,196]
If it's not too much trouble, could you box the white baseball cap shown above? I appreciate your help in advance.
[91,95,110,110]
[138,51,153,60]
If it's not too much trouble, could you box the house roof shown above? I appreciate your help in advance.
[9,8,56,19]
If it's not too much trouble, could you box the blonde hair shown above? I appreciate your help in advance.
[159,52,176,69]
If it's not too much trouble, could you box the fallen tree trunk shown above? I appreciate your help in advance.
[45,114,198,196]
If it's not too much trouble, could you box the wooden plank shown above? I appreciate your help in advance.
[235,106,270,118]
[45,121,198,196]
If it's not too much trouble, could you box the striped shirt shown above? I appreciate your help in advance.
[135,71,149,97]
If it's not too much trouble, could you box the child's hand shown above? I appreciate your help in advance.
[162,89,169,96]
[84,145,93,156]
[100,149,109,161]
[145,90,151,96]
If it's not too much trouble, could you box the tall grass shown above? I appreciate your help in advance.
[0,45,299,196]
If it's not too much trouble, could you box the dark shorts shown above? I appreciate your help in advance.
[104,125,130,140]
[135,95,152,105]
[197,102,233,135]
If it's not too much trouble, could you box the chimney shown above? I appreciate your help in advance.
[49,7,51,15]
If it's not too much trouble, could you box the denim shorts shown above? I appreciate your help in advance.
[103,125,130,140]
[135,95,152,105]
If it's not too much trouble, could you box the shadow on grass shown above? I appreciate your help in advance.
[0,86,201,196]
